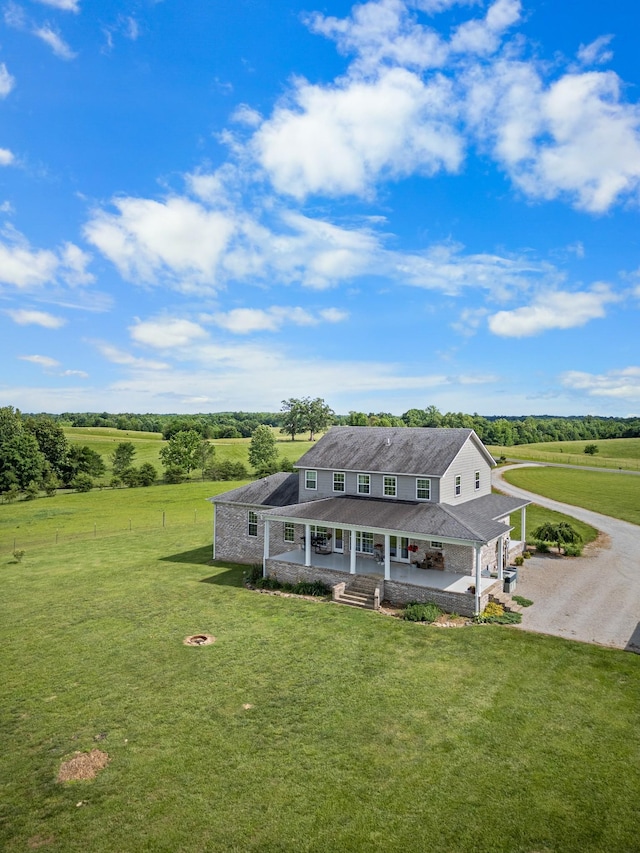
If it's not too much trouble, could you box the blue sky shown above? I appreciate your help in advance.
[1,0,639,417]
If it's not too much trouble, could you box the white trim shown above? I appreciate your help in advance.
[416,477,431,500]
[332,471,346,492]
[305,470,317,490]
[454,475,461,497]
[357,473,371,495]
[383,475,397,497]
[247,510,258,537]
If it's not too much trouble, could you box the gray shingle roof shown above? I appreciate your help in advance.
[294,426,490,476]
[261,495,514,545]
[208,472,299,507]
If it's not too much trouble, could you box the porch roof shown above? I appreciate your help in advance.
[261,494,514,545]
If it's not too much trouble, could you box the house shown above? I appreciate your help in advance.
[209,426,530,616]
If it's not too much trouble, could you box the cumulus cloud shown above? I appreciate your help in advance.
[0,148,15,166]
[488,285,618,337]
[95,342,169,370]
[61,369,89,377]
[0,229,93,290]
[577,35,614,67]
[19,354,60,368]
[129,317,209,349]
[0,63,15,97]
[450,0,521,56]
[252,67,463,199]
[34,25,77,59]
[561,367,640,400]
[33,0,80,10]
[6,309,66,328]
[211,305,348,334]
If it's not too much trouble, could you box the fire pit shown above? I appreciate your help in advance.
[183,634,216,646]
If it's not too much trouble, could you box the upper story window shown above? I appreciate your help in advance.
[305,470,317,490]
[383,475,397,497]
[284,522,295,542]
[357,474,371,495]
[416,477,431,500]
[430,540,443,549]
[475,471,480,491]
[455,475,461,497]
[333,472,345,492]
[248,510,258,537]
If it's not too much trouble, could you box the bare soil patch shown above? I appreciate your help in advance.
[57,749,109,783]
[183,634,216,646]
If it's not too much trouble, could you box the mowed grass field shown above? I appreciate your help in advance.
[501,467,640,527]
[2,531,639,853]
[487,437,640,471]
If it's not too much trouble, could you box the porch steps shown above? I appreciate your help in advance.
[333,576,381,611]
[489,591,524,614]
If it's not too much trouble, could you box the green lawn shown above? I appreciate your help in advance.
[501,467,640,526]
[505,499,598,544]
[1,532,639,852]
[487,437,640,471]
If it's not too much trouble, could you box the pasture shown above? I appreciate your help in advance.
[487,437,640,471]
[1,530,639,853]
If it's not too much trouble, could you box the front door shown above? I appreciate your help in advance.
[333,528,344,553]
[389,536,410,562]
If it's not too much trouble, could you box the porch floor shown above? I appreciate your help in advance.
[270,549,498,595]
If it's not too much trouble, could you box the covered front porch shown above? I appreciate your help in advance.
[269,547,498,596]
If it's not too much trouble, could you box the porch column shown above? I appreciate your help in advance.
[212,504,216,560]
[263,519,270,578]
[474,544,482,616]
[350,529,356,574]
[521,506,527,547]
[497,534,504,581]
[304,523,311,567]
[384,533,391,581]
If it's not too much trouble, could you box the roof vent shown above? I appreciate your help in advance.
[386,437,391,446]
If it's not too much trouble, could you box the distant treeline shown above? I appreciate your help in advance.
[44,408,640,446]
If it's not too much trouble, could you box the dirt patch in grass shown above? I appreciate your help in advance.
[183,634,216,646]
[57,749,109,783]
[583,530,611,555]
[27,835,54,849]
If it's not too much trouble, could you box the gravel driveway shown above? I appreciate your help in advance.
[493,464,640,652]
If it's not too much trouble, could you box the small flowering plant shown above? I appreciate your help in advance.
[407,544,419,553]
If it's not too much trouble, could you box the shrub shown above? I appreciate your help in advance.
[71,473,93,492]
[514,555,524,566]
[12,549,25,563]
[522,550,531,559]
[244,564,263,585]
[403,601,442,623]
[563,543,583,557]
[476,605,522,624]
[24,480,40,501]
[482,601,504,618]
[207,460,249,481]
[254,576,281,590]
[121,467,141,487]
[534,539,550,553]
[512,595,533,607]
[291,580,330,596]
[164,466,186,484]
[138,463,158,486]
[110,475,123,489]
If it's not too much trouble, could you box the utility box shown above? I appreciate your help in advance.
[503,570,517,594]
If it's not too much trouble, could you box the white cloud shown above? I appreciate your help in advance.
[450,0,521,56]
[488,285,618,337]
[0,63,15,97]
[34,26,77,60]
[84,196,236,291]
[211,305,348,334]
[6,309,66,328]
[61,369,89,377]
[95,342,169,370]
[253,67,463,199]
[19,354,60,368]
[577,35,614,67]
[561,367,640,400]
[129,317,209,349]
[0,228,93,290]
[230,104,262,127]
[0,148,15,166]
[33,0,80,11]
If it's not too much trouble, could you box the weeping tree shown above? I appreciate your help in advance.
[532,521,581,555]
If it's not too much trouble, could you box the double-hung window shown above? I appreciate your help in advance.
[455,475,461,497]
[355,530,374,553]
[475,471,480,491]
[416,477,430,500]
[333,472,345,492]
[305,470,317,490]
[383,475,397,497]
[357,474,371,495]
[247,510,258,537]
[284,522,295,542]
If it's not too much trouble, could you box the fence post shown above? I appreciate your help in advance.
[129,518,132,531]
[94,523,97,538]
[162,511,165,528]
[194,510,197,524]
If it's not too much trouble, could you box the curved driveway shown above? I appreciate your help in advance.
[493,464,640,652]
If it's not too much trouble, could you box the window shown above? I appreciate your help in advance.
[455,475,461,497]
[284,522,295,542]
[383,475,397,497]
[305,470,317,490]
[355,530,374,553]
[357,474,370,495]
[416,478,431,500]
[248,510,258,537]
[430,540,443,549]
[475,471,480,491]
[310,524,329,538]
[333,472,345,492]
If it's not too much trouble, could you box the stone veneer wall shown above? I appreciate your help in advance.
[265,558,492,616]
[214,504,302,564]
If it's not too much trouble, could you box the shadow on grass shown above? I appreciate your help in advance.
[625,621,640,654]
[160,546,245,587]
[160,545,213,565]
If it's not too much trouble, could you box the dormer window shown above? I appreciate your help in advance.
[357,474,370,495]
[333,472,345,492]
[305,470,317,490]
[416,478,430,500]
[383,476,397,497]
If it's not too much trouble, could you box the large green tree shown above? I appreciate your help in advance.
[159,429,203,474]
[24,416,69,476]
[0,406,46,491]
[111,441,136,475]
[280,398,307,441]
[248,425,278,476]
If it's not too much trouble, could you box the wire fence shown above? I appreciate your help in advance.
[503,453,640,471]
[2,512,211,555]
